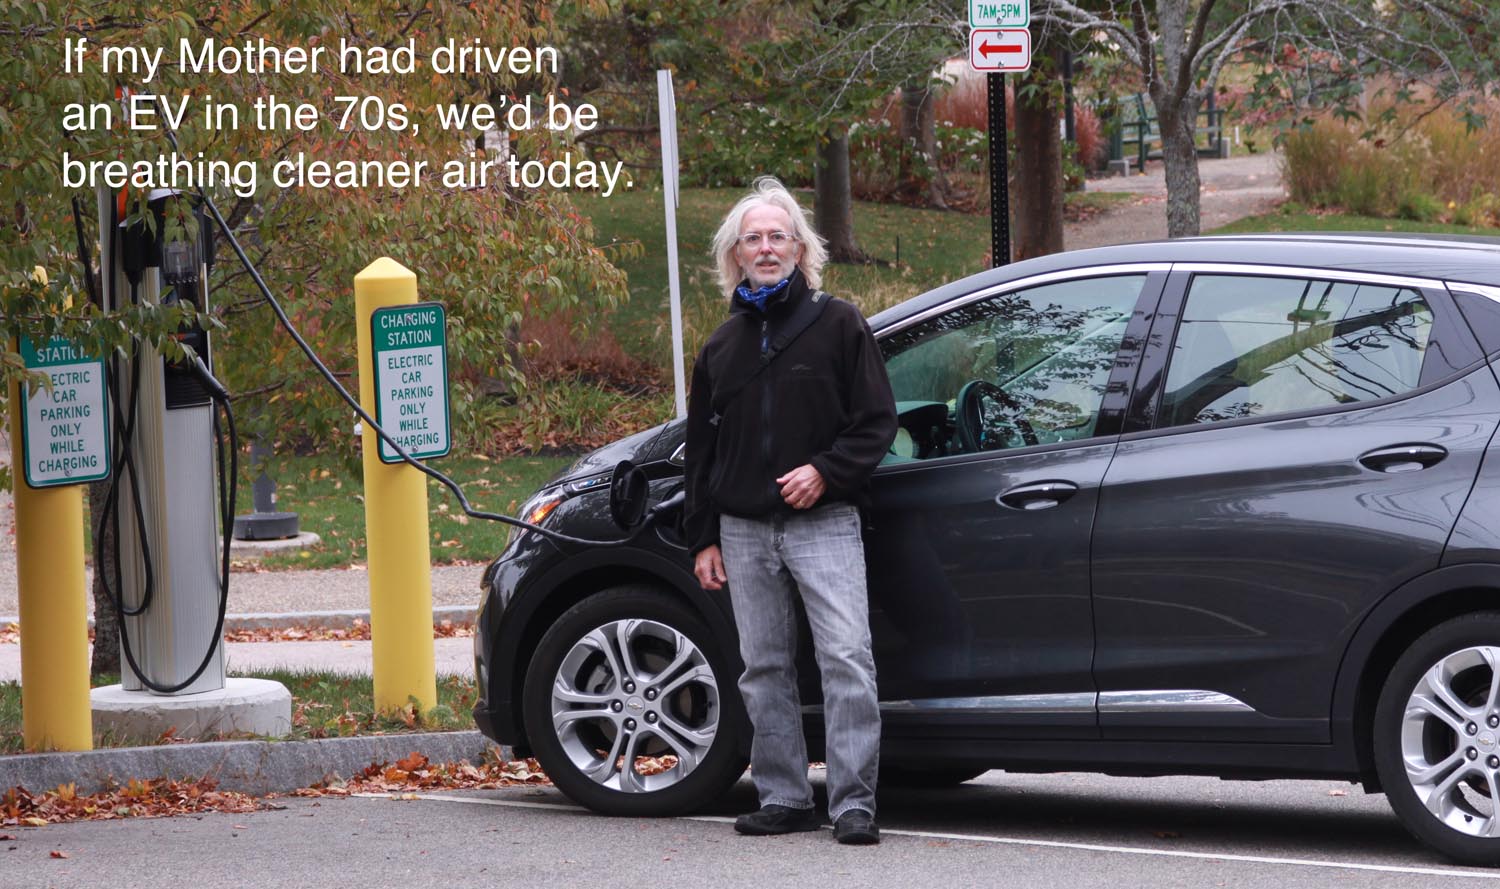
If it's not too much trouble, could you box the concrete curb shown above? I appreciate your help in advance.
[0,605,478,634]
[0,730,513,797]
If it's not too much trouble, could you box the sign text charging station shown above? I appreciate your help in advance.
[19,336,110,488]
[371,302,450,463]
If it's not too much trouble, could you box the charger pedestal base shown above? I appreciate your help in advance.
[91,678,292,743]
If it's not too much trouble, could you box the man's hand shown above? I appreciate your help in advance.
[694,544,727,590]
[776,464,826,510]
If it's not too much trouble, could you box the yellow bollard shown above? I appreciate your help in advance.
[354,258,437,714]
[8,366,93,751]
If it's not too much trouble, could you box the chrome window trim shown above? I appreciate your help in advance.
[668,441,686,466]
[1186,233,1500,256]
[1097,690,1254,714]
[1170,262,1445,292]
[1452,283,1500,305]
[872,263,1172,339]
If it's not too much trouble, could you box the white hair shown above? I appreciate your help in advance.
[711,176,828,298]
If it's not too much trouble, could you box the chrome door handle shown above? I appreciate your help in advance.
[1358,444,1448,474]
[996,480,1080,510]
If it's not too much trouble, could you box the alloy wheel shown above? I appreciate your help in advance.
[1399,645,1500,838]
[550,618,721,793]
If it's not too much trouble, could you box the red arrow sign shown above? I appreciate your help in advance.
[969,28,1031,72]
[979,39,1025,58]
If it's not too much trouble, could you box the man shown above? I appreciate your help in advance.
[684,176,897,846]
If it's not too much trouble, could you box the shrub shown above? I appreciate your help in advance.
[1397,191,1444,223]
[1073,103,1105,173]
[934,72,990,130]
[1279,99,1500,227]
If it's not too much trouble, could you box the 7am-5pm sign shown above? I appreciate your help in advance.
[971,0,1029,28]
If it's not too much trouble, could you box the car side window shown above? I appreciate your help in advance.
[880,275,1144,459]
[1160,274,1434,428]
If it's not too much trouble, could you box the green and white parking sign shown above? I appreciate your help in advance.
[371,303,450,464]
[19,335,111,488]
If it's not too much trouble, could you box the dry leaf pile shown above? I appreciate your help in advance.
[290,751,553,797]
[221,619,473,643]
[2,777,261,827]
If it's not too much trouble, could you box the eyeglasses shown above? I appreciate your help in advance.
[738,231,797,249]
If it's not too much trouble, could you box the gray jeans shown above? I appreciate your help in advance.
[719,503,880,820]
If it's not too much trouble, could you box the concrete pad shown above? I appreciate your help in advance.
[228,530,322,556]
[91,677,292,743]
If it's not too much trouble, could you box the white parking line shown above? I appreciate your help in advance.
[357,792,1500,880]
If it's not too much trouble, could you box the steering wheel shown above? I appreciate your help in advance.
[955,379,1040,453]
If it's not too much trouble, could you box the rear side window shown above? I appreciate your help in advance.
[1160,274,1434,427]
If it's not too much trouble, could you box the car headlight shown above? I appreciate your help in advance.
[503,488,567,552]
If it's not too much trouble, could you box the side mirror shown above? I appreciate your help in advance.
[608,461,650,530]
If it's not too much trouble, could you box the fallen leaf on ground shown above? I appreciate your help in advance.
[220,622,472,643]
[2,777,261,826]
[49,850,68,859]
[291,755,553,797]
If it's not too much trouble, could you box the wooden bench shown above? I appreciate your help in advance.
[1103,92,1229,173]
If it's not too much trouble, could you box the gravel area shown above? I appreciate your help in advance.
[0,637,476,681]
[1066,151,1285,250]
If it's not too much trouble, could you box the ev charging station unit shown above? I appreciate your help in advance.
[97,186,225,695]
[83,184,290,738]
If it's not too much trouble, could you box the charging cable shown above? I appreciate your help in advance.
[154,101,680,547]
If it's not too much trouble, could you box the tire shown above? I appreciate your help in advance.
[880,765,988,788]
[522,586,747,816]
[1374,612,1500,866]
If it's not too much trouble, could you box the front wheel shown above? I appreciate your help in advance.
[522,587,747,816]
[1374,613,1500,865]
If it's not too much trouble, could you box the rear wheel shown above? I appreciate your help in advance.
[522,587,747,816]
[1374,613,1500,865]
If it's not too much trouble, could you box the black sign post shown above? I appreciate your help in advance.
[988,71,1010,267]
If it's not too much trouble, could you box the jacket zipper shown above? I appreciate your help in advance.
[761,317,775,505]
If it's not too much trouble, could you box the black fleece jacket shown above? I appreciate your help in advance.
[684,270,897,556]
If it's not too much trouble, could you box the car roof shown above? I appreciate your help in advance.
[868,232,1500,331]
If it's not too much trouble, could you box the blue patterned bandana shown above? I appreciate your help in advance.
[734,275,792,313]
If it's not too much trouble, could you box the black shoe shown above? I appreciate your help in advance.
[733,804,822,836]
[832,810,880,845]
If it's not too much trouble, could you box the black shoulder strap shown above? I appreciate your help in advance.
[710,290,830,427]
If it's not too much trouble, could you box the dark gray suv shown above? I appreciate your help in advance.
[474,233,1500,865]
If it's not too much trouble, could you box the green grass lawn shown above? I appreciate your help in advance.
[0,670,477,754]
[245,453,571,570]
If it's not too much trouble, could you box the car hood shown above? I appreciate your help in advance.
[546,418,687,487]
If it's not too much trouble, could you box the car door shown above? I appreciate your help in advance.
[1091,265,1499,743]
[859,267,1165,741]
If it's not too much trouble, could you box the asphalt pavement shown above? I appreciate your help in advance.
[6,771,1498,888]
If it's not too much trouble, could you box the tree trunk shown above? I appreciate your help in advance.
[814,128,871,264]
[1013,52,1065,259]
[1155,95,1203,238]
[900,81,949,209]
[88,478,120,676]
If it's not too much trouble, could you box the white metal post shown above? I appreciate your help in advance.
[658,70,687,419]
